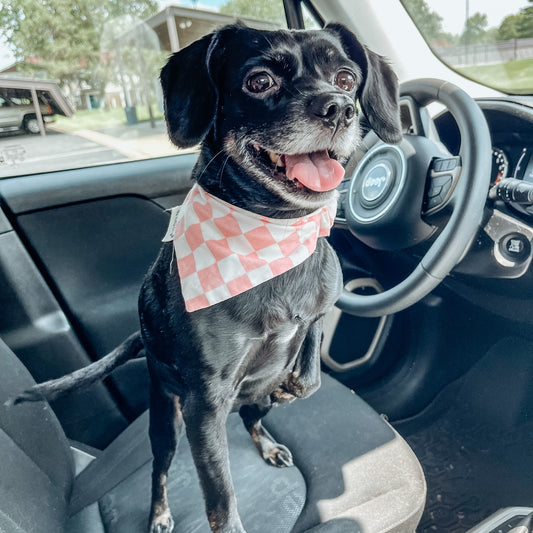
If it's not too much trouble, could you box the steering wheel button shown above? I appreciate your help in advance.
[433,159,444,172]
[428,185,443,198]
[432,157,460,174]
[427,195,442,209]
[432,175,453,188]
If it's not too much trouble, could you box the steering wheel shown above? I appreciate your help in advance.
[336,78,492,317]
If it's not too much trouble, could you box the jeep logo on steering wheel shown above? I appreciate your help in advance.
[361,162,392,203]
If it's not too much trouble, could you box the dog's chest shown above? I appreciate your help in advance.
[197,237,341,332]
[191,239,342,401]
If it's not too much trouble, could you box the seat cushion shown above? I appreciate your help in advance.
[97,413,306,533]
[80,373,424,533]
[263,373,427,533]
[0,333,425,533]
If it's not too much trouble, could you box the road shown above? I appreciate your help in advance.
[0,120,179,179]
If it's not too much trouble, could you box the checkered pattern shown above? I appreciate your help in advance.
[163,184,338,312]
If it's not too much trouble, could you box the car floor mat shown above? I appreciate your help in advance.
[394,336,533,533]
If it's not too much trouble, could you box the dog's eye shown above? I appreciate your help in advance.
[335,70,356,92]
[246,72,275,93]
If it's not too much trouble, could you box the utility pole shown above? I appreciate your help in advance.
[464,0,470,64]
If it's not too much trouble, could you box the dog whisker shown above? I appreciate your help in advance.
[197,149,226,181]
[218,154,232,186]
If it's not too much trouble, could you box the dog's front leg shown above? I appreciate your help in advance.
[148,384,184,533]
[272,317,323,402]
[240,397,293,467]
[183,394,246,533]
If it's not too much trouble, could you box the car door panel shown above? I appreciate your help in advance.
[0,154,197,213]
[0,224,128,447]
[0,154,197,446]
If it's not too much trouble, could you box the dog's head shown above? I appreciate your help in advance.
[161,23,401,211]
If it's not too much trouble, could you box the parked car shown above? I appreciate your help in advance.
[0,94,54,134]
[0,1,532,532]
[0,78,74,138]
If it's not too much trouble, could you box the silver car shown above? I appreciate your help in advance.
[0,94,54,134]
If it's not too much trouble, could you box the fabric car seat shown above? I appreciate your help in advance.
[0,337,426,532]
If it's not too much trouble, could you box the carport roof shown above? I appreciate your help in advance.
[0,77,75,117]
[144,5,277,52]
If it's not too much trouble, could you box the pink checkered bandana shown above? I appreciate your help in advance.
[162,184,338,312]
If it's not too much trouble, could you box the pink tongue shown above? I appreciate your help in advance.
[285,150,345,192]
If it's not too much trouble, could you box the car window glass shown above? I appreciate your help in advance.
[0,0,287,178]
[402,0,533,95]
[302,3,322,30]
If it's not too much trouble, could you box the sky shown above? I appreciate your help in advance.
[427,0,529,35]
[0,0,530,70]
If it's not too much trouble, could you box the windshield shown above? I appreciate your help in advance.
[402,0,533,95]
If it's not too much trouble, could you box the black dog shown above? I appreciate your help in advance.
[16,23,400,533]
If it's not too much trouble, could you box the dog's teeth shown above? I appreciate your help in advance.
[268,151,285,168]
[268,151,279,164]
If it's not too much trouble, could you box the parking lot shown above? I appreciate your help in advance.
[0,120,180,178]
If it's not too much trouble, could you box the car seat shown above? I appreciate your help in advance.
[0,337,425,532]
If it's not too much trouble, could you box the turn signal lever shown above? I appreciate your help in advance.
[489,178,533,204]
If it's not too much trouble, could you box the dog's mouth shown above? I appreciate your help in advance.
[249,144,345,193]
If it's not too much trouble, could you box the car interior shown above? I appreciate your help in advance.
[0,0,532,532]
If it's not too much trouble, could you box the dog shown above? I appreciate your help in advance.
[15,22,401,533]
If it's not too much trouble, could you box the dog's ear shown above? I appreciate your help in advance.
[160,31,223,147]
[325,23,402,144]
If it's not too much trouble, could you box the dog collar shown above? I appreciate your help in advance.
[163,184,338,312]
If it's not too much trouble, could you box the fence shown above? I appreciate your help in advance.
[434,37,533,67]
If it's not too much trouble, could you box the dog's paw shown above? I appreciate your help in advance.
[148,512,174,533]
[264,443,293,468]
[270,387,296,404]
[208,512,247,533]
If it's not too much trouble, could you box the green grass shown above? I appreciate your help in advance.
[55,105,164,132]
[457,58,533,94]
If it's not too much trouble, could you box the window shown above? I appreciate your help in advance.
[0,0,289,178]
[402,0,533,95]
[302,1,322,29]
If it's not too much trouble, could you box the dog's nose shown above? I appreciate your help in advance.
[309,94,355,128]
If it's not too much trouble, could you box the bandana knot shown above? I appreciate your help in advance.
[163,184,337,312]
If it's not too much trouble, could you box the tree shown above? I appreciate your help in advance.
[498,1,533,40]
[460,12,490,45]
[0,0,158,90]
[219,0,286,26]
[402,0,446,44]
[516,0,533,38]
[499,14,525,40]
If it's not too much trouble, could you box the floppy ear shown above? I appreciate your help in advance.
[325,23,402,144]
[160,31,221,147]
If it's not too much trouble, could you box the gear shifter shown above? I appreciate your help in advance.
[467,508,533,533]
[509,512,533,533]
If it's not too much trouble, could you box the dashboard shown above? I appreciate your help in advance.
[428,98,533,282]
[493,146,533,185]
[435,98,533,218]
[425,97,533,320]
[515,148,533,184]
